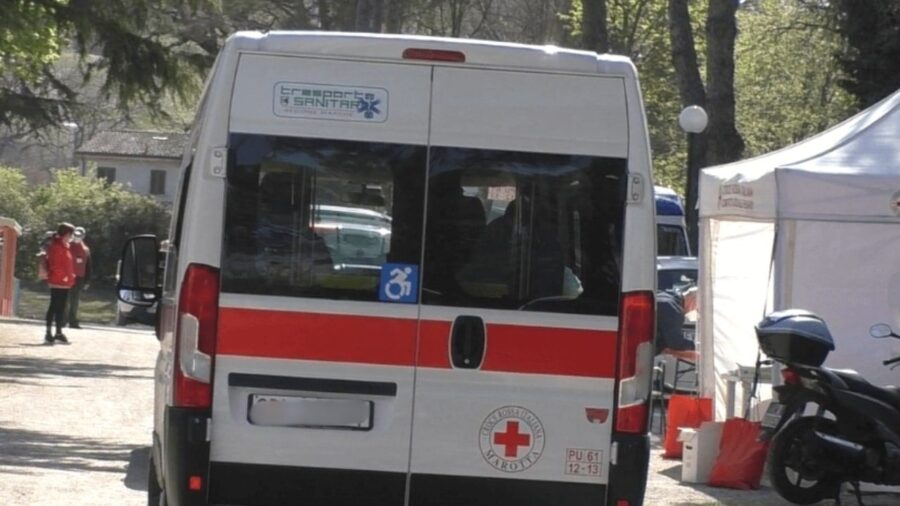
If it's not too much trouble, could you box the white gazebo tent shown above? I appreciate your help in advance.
[698,89,900,420]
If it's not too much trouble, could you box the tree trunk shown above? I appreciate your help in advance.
[287,0,312,29]
[668,0,708,253]
[318,0,332,30]
[356,0,385,32]
[582,0,609,53]
[668,0,706,109]
[384,0,407,33]
[705,0,744,166]
[331,0,359,30]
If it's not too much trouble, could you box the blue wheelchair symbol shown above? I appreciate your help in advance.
[379,263,418,303]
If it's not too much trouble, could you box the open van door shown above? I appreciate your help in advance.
[408,67,633,505]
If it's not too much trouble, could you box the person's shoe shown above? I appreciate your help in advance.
[53,334,70,345]
[68,323,82,329]
[43,334,55,345]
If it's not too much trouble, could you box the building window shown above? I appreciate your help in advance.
[97,167,116,185]
[150,170,166,195]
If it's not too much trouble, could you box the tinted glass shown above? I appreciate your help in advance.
[222,134,426,301]
[422,147,627,315]
[657,224,689,256]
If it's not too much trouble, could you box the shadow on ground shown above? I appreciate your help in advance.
[0,426,141,474]
[124,447,150,491]
[0,355,152,384]
[0,317,154,335]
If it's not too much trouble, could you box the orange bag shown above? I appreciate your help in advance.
[708,418,769,489]
[662,395,713,459]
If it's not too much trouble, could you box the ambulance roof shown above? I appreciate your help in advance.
[224,31,637,76]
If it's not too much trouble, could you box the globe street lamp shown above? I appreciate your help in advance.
[62,121,84,175]
[678,105,708,254]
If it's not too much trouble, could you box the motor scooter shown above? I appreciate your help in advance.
[757,310,900,505]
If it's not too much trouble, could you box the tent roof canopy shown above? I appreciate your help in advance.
[700,88,900,221]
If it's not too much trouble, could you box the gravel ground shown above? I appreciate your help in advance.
[0,319,156,506]
[1,317,898,506]
[643,411,900,505]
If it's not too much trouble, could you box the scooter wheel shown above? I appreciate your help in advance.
[767,416,842,505]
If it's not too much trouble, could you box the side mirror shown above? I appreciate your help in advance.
[869,323,897,339]
[117,235,160,307]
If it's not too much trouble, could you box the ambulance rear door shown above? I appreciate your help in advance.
[207,53,431,506]
[408,67,631,506]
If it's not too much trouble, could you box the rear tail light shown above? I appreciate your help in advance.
[174,263,220,408]
[188,475,203,491]
[402,48,466,63]
[781,368,800,385]
[615,291,655,434]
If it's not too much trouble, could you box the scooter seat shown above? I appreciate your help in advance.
[830,369,900,411]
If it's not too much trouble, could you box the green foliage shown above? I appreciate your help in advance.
[0,166,34,226]
[2,167,170,281]
[0,0,215,131]
[0,0,62,81]
[562,0,703,192]
[832,0,900,107]
[561,0,859,192]
[735,0,856,157]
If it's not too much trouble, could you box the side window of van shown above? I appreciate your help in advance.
[221,134,426,301]
[422,147,626,316]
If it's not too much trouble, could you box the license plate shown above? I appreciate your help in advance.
[565,448,603,477]
[761,402,785,429]
[248,395,373,430]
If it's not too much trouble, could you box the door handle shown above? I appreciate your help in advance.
[450,315,485,369]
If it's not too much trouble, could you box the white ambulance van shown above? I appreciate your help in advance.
[117,31,657,506]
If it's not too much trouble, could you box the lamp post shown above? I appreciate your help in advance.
[678,105,708,255]
[62,121,84,175]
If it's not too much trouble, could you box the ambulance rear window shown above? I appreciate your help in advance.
[221,134,426,301]
[221,134,626,314]
[421,147,626,316]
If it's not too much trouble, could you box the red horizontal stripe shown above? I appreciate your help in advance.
[218,309,617,378]
[481,324,617,378]
[418,321,616,377]
[217,308,417,366]
[417,321,453,369]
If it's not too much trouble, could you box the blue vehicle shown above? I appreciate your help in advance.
[655,186,690,257]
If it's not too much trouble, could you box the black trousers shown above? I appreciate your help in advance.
[66,278,85,325]
[46,288,68,335]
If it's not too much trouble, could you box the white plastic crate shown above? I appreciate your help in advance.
[679,421,724,483]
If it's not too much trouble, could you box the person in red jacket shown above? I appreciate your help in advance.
[45,222,76,344]
[66,226,92,329]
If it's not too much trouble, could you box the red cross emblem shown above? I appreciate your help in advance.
[493,420,531,458]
